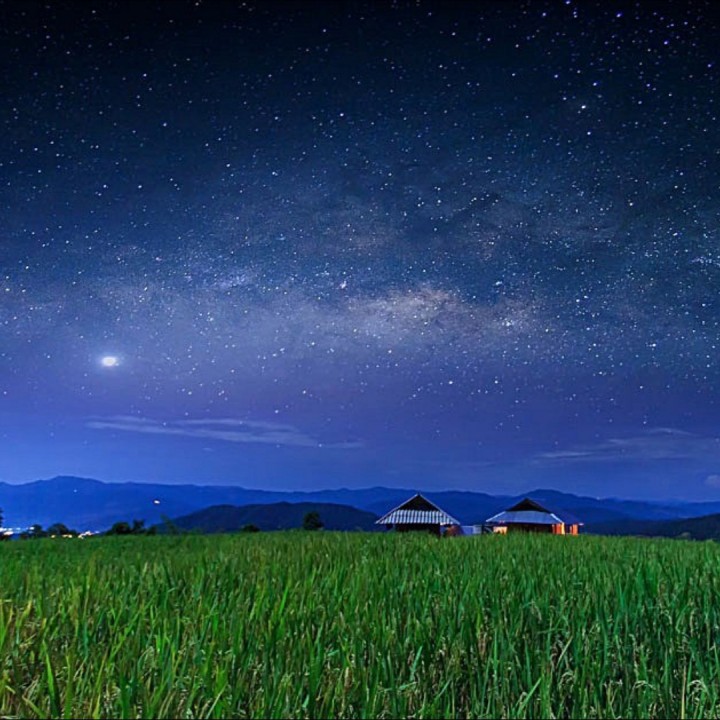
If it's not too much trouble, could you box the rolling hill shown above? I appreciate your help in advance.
[588,513,720,541]
[165,502,379,533]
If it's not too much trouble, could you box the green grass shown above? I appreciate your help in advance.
[1,532,720,718]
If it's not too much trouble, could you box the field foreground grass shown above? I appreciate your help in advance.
[1,532,720,718]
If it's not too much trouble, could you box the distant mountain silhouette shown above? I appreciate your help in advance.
[588,513,720,541]
[164,502,379,533]
[4,475,720,532]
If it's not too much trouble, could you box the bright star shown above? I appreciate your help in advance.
[100,355,120,368]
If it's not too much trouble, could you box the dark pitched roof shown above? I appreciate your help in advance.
[376,493,460,526]
[506,497,550,513]
[486,497,583,526]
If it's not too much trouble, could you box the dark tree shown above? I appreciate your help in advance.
[20,524,47,539]
[47,522,77,537]
[302,511,323,531]
[131,519,145,534]
[240,524,260,533]
[106,519,153,536]
[0,508,9,541]
[107,521,132,536]
[0,508,12,540]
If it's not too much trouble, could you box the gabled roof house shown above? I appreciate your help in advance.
[376,493,460,535]
[485,497,583,535]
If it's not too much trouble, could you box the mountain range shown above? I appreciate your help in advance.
[4,475,720,533]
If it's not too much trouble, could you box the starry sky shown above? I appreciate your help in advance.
[1,0,719,500]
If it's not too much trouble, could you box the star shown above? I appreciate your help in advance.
[0,1,716,499]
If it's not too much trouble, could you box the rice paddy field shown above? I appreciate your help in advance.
[1,532,720,719]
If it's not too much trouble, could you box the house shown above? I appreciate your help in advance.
[375,493,461,536]
[484,497,582,535]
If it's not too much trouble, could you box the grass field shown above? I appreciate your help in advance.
[1,532,720,718]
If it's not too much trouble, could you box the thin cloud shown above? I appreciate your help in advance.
[536,428,720,464]
[705,475,720,488]
[178,418,300,432]
[86,416,362,449]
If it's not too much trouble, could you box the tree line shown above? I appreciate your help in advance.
[0,513,157,540]
[0,508,325,539]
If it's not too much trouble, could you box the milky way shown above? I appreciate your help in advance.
[1,1,719,499]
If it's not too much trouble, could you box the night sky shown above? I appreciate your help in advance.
[2,1,719,500]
